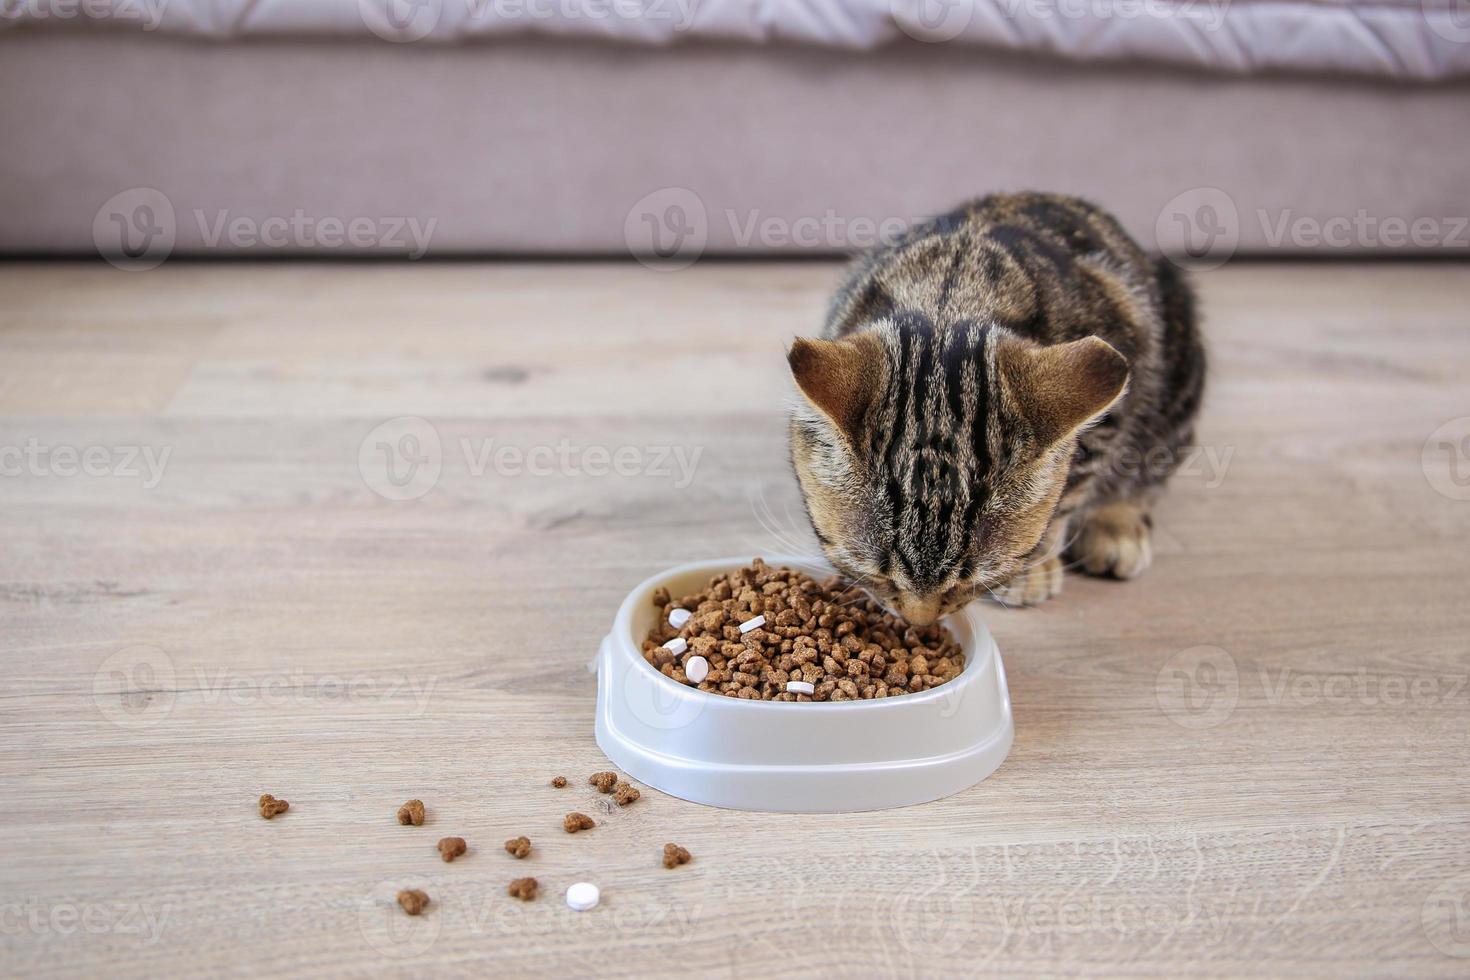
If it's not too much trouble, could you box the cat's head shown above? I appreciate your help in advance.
[787,322,1128,624]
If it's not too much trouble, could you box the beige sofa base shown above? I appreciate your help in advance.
[2,33,1468,257]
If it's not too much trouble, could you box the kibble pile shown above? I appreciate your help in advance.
[643,558,965,701]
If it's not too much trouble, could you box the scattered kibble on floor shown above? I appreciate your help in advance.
[589,771,618,793]
[437,837,467,862]
[504,835,532,858]
[563,812,595,833]
[551,776,567,788]
[663,843,692,869]
[396,799,425,826]
[508,877,538,901]
[258,794,289,819]
[397,889,430,915]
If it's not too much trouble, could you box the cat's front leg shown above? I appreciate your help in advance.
[990,518,1069,607]
[1071,499,1153,580]
[990,554,1064,607]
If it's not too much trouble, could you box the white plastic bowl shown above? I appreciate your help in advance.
[593,556,1014,813]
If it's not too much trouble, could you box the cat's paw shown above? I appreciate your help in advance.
[1073,501,1153,579]
[991,555,1064,607]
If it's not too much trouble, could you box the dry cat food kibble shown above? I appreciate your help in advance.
[551,776,567,788]
[589,772,618,793]
[258,794,289,819]
[397,889,430,915]
[644,558,965,701]
[563,812,596,833]
[504,835,532,858]
[662,843,692,869]
[437,837,467,862]
[613,782,640,807]
[396,799,425,826]
[508,877,538,901]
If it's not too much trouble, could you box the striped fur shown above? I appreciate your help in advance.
[789,192,1206,620]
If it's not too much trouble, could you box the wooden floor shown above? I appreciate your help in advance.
[2,260,1468,977]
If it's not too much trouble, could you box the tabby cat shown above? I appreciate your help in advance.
[787,192,1205,623]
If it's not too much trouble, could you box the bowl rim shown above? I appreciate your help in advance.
[612,554,992,712]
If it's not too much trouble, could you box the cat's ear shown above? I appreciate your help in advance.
[997,334,1129,447]
[788,334,882,445]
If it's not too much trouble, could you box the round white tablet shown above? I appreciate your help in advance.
[668,608,692,629]
[786,680,815,695]
[685,656,709,684]
[662,637,688,657]
[566,882,600,912]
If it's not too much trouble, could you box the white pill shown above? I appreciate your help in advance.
[786,680,815,695]
[738,614,766,634]
[662,637,688,656]
[668,608,692,629]
[685,656,709,684]
[566,882,600,912]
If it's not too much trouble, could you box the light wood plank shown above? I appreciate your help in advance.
[1,260,1468,977]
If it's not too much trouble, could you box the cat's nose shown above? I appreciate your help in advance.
[894,593,942,627]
